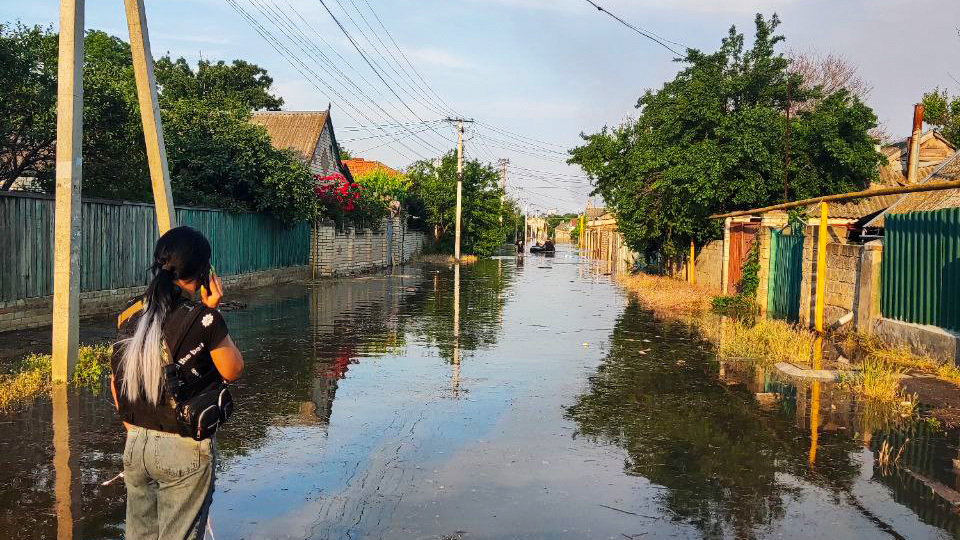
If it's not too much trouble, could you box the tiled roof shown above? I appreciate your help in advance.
[866,151,960,228]
[585,207,607,220]
[250,111,329,160]
[342,158,400,178]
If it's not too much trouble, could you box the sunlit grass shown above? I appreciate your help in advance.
[0,344,112,411]
[618,273,713,318]
[841,357,917,416]
[704,317,816,366]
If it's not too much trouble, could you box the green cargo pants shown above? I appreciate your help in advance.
[122,426,215,540]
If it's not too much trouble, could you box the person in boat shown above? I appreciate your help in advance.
[544,239,555,251]
[111,226,244,540]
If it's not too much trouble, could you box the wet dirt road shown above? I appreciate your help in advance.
[1,246,959,539]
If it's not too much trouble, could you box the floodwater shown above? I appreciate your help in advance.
[2,246,960,539]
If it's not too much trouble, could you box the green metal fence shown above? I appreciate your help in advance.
[882,208,960,331]
[0,192,310,303]
[767,229,804,322]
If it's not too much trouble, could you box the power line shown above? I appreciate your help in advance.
[232,0,437,160]
[317,0,455,150]
[226,0,429,162]
[582,0,684,56]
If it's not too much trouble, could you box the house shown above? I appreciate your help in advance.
[554,220,575,243]
[342,158,401,179]
[865,149,960,228]
[526,216,548,243]
[250,108,352,181]
[809,131,956,233]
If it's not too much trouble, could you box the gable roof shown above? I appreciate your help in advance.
[808,131,956,222]
[250,110,330,160]
[343,158,400,178]
[866,150,960,228]
[877,131,956,187]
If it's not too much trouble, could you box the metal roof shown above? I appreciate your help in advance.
[866,150,960,228]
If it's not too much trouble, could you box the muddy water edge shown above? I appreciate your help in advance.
[1,247,959,539]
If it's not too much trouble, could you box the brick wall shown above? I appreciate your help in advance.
[0,266,308,334]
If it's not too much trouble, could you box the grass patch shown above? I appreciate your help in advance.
[701,317,816,366]
[618,272,713,318]
[840,357,917,416]
[0,344,112,411]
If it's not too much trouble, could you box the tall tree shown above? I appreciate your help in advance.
[154,56,283,111]
[0,24,58,190]
[407,152,510,257]
[570,14,883,259]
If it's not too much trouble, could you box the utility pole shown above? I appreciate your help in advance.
[498,158,509,225]
[783,79,792,203]
[125,0,175,233]
[51,0,85,384]
[445,117,474,261]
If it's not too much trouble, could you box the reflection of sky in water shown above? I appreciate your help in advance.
[2,248,960,539]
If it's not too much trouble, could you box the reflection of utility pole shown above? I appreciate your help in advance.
[53,384,82,539]
[51,0,85,383]
[452,262,461,397]
[445,118,473,261]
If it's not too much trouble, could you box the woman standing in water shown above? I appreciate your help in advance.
[110,226,244,540]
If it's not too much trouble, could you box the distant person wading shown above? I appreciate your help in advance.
[110,227,244,540]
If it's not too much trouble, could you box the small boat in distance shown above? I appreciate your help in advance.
[529,240,555,254]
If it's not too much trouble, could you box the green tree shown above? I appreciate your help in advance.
[569,14,883,259]
[407,152,508,257]
[0,23,59,190]
[6,24,315,225]
[155,56,283,111]
[923,89,960,145]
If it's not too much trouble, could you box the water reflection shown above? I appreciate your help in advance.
[4,257,960,538]
[52,384,81,540]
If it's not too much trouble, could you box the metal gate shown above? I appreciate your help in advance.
[767,229,804,322]
[882,208,960,331]
[728,222,759,291]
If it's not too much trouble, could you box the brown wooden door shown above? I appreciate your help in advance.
[728,222,759,292]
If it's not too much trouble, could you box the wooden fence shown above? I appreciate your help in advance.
[0,191,310,303]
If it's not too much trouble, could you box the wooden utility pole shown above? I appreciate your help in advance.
[125,0,175,233]
[445,118,473,260]
[783,80,792,202]
[814,202,828,333]
[51,0,85,383]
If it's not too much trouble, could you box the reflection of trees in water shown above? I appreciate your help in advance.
[402,260,513,362]
[565,300,862,539]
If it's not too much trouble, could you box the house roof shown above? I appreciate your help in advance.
[807,131,956,222]
[584,207,607,220]
[865,150,960,228]
[250,110,330,160]
[342,158,400,178]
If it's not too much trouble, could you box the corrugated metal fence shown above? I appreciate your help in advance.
[0,191,310,303]
[767,230,804,322]
[882,208,960,331]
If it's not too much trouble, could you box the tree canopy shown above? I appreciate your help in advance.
[406,152,514,257]
[923,89,960,146]
[569,14,883,258]
[0,24,315,225]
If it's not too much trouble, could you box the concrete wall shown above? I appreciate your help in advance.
[311,217,425,278]
[798,225,853,328]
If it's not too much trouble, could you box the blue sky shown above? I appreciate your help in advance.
[5,0,959,212]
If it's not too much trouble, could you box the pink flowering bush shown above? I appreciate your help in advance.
[314,172,388,229]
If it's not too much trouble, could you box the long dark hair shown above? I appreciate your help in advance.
[118,226,212,404]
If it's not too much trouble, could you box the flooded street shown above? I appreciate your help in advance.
[2,246,960,539]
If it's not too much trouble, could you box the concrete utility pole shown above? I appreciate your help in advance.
[498,158,509,225]
[51,0,85,384]
[445,117,473,261]
[125,0,175,233]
